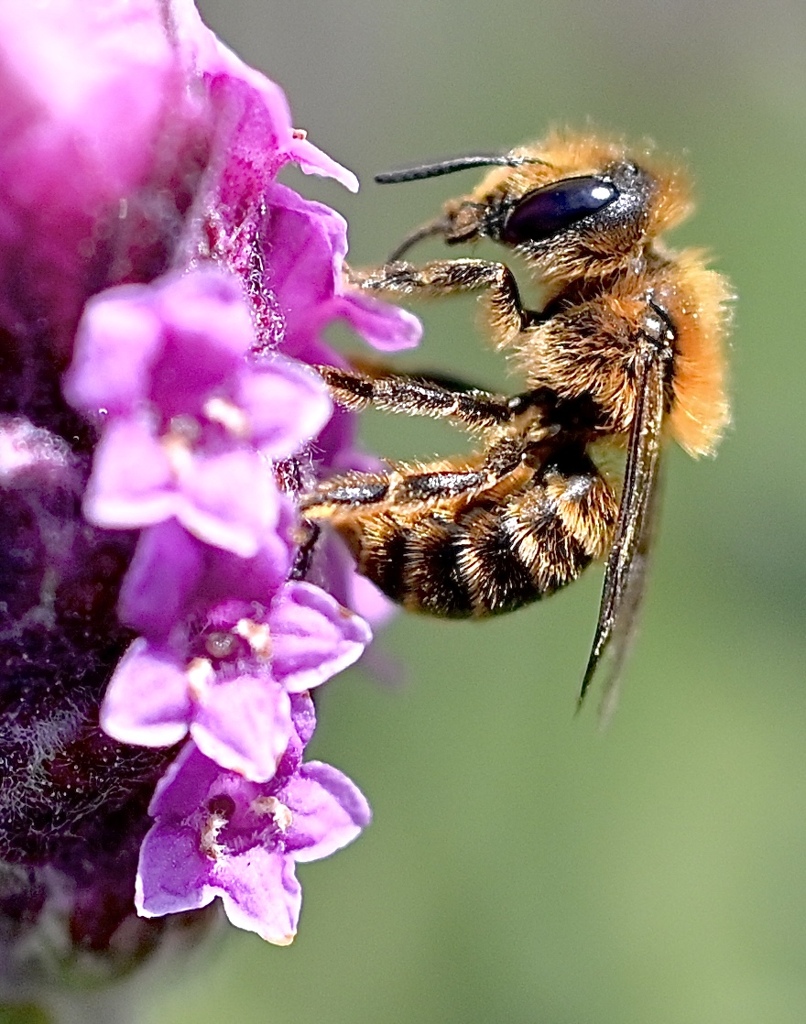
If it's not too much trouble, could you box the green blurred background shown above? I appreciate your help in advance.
[148,1,805,1021]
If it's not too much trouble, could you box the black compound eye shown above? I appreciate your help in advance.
[501,176,619,245]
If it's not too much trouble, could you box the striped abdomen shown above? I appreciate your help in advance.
[334,461,617,618]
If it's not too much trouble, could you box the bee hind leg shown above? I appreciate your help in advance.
[301,434,537,524]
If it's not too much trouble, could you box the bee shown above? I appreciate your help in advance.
[301,130,732,704]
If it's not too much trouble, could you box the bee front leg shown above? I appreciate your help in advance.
[347,258,541,346]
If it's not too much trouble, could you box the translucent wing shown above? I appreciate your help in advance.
[578,351,666,708]
[594,457,664,725]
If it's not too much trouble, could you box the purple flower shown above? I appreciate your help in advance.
[64,267,332,557]
[0,0,420,987]
[136,720,371,945]
[258,181,422,358]
[102,580,371,781]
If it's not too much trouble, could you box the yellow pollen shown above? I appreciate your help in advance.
[235,618,272,659]
[185,657,215,701]
[252,795,293,832]
[199,810,228,861]
[162,416,199,476]
[203,396,251,439]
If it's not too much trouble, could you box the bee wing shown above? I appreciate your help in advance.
[594,457,664,725]
[578,351,666,708]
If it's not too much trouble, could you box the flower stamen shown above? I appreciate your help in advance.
[203,396,251,439]
[253,795,293,832]
[235,618,272,659]
[186,657,216,701]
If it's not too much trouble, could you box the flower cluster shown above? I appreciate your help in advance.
[0,0,419,979]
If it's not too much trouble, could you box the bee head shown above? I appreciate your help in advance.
[475,133,694,280]
[378,132,693,280]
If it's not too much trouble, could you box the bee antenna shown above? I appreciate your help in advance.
[375,152,553,184]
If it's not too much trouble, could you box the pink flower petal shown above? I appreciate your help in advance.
[176,448,279,557]
[63,293,164,416]
[238,357,332,458]
[118,520,205,638]
[288,762,372,864]
[0,2,217,367]
[83,414,174,527]
[269,582,372,691]
[335,292,423,352]
[289,135,359,193]
[191,675,292,783]
[136,820,217,918]
[101,640,192,748]
[219,847,301,945]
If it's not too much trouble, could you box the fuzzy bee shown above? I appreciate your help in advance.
[301,131,732,704]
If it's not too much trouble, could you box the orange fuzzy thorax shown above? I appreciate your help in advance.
[469,130,732,458]
[654,249,733,457]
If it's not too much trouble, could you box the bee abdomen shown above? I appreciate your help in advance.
[342,496,592,619]
[343,512,475,617]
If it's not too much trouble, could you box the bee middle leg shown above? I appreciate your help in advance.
[315,363,534,433]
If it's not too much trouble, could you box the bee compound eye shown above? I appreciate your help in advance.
[501,176,619,245]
